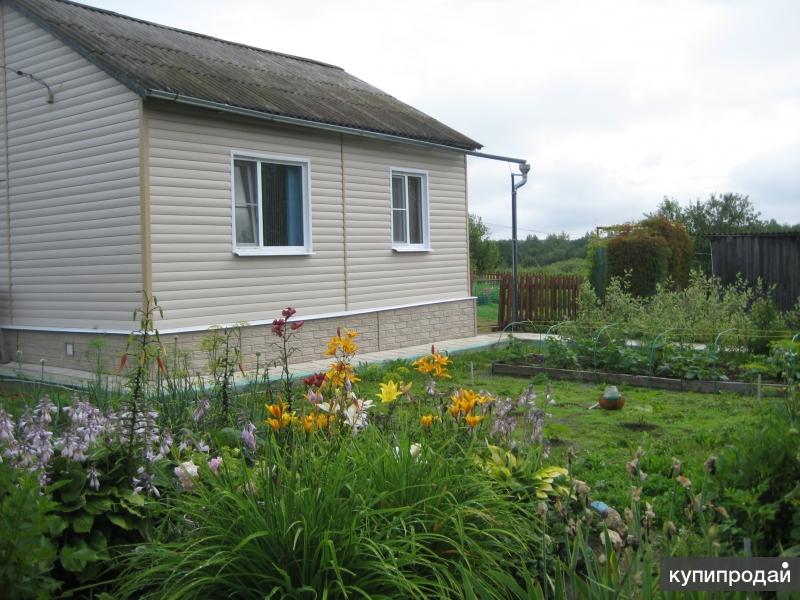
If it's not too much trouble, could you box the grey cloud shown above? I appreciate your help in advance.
[729,141,800,222]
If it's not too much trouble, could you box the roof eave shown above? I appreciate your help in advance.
[146,90,482,152]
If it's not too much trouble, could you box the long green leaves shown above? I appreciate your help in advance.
[115,428,542,599]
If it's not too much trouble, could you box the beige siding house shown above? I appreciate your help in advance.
[0,0,481,371]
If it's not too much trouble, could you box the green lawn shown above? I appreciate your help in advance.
[357,343,766,524]
[476,302,499,332]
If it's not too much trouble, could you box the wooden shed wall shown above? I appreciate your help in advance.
[710,234,800,311]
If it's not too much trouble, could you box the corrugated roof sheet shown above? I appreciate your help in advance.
[10,0,481,150]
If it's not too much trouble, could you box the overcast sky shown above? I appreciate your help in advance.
[83,0,800,238]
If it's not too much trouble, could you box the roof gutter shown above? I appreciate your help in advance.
[146,91,534,169]
[146,89,485,153]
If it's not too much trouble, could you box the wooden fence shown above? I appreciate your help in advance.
[497,273,582,329]
[709,232,800,311]
[474,272,506,283]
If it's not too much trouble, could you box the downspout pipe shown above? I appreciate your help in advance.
[511,163,531,328]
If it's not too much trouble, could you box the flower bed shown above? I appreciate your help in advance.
[1,296,798,597]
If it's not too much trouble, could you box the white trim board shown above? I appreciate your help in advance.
[0,296,478,335]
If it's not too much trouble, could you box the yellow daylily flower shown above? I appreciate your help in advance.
[266,402,288,419]
[378,380,401,404]
[451,389,478,415]
[465,414,484,428]
[265,402,294,430]
[324,329,360,357]
[420,414,439,429]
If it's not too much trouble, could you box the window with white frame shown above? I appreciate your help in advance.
[232,153,311,255]
[391,170,429,250]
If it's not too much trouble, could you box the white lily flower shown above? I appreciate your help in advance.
[394,443,423,461]
[174,460,199,491]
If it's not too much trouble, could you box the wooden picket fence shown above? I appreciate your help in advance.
[475,272,506,282]
[497,273,582,329]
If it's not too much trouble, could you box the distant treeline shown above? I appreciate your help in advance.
[470,193,799,277]
[494,235,589,273]
[469,214,588,275]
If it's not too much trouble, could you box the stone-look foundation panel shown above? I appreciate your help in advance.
[2,299,476,373]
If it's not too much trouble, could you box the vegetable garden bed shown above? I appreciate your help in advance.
[492,361,787,395]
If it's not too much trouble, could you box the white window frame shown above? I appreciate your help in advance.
[389,167,431,252]
[230,149,313,256]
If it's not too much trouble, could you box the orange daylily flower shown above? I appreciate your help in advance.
[465,414,484,428]
[420,414,439,429]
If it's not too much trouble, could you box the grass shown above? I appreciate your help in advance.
[357,342,766,523]
[476,302,499,332]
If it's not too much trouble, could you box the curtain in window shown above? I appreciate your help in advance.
[408,176,423,244]
[285,165,303,246]
[262,163,304,247]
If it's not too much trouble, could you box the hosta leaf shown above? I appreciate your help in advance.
[72,512,95,533]
[88,528,108,551]
[121,491,146,507]
[84,497,113,515]
[107,513,134,530]
[60,540,97,572]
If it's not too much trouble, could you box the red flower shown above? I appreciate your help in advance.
[271,318,285,337]
[303,372,326,388]
[290,320,304,331]
[282,306,297,319]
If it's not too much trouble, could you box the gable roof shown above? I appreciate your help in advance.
[9,0,481,151]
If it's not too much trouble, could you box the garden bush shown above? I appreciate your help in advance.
[569,271,790,350]
[716,396,800,555]
[592,217,694,298]
[0,463,63,599]
[607,226,669,297]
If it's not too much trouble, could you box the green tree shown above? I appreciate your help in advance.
[468,214,500,273]
[648,193,766,272]
[649,193,764,237]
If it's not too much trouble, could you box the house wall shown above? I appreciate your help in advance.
[0,7,476,370]
[145,102,472,331]
[146,103,346,329]
[342,136,471,310]
[0,5,142,336]
[0,6,10,335]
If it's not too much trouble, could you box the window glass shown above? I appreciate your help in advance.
[408,176,423,244]
[233,160,258,246]
[392,176,405,209]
